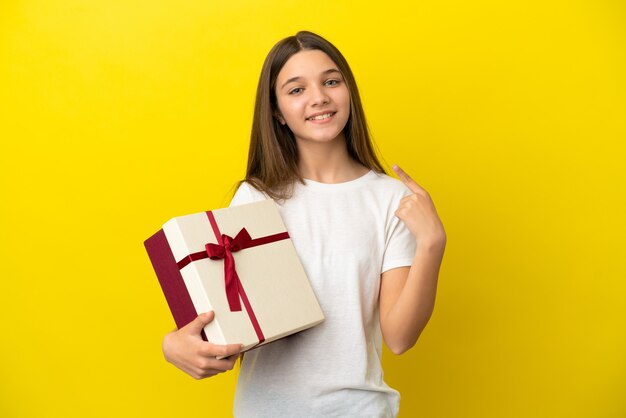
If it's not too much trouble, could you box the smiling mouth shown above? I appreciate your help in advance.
[306,112,336,121]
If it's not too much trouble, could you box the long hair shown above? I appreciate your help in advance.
[242,31,386,200]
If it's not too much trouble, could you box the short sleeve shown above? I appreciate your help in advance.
[381,199,417,273]
[229,182,268,207]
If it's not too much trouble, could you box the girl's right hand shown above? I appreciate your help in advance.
[162,311,243,379]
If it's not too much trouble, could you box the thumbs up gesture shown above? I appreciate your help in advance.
[392,165,446,249]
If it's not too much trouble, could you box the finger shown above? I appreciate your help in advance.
[224,352,242,362]
[193,353,239,376]
[199,342,244,359]
[196,354,238,373]
[216,343,244,358]
[191,366,221,379]
[183,311,215,335]
[392,164,424,194]
[399,193,419,206]
[216,355,238,372]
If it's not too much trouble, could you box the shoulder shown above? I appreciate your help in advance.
[229,181,269,207]
[368,171,412,198]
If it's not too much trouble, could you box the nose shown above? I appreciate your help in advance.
[310,85,330,106]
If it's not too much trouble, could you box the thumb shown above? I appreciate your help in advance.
[182,311,215,335]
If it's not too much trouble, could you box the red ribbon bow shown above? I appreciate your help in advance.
[205,228,252,312]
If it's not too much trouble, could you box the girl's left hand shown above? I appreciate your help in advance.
[393,164,447,248]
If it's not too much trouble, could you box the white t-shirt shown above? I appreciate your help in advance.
[229,170,416,418]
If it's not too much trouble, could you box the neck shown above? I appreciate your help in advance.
[296,134,369,184]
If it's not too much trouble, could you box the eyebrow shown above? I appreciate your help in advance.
[280,68,342,89]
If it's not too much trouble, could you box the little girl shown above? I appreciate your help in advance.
[162,31,446,417]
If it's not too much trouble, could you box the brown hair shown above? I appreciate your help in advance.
[241,31,386,200]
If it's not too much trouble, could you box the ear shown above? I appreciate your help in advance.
[274,113,286,125]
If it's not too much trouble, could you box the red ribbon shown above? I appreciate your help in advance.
[205,228,251,312]
[176,210,290,344]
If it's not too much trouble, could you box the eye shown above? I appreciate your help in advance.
[288,87,303,95]
[325,79,340,86]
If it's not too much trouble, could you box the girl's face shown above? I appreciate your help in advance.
[274,49,350,147]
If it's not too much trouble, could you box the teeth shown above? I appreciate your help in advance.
[308,112,334,121]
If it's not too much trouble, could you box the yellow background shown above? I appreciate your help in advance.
[1,0,625,417]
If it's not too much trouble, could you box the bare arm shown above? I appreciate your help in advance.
[379,165,446,355]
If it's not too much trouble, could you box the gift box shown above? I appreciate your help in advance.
[144,199,324,353]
